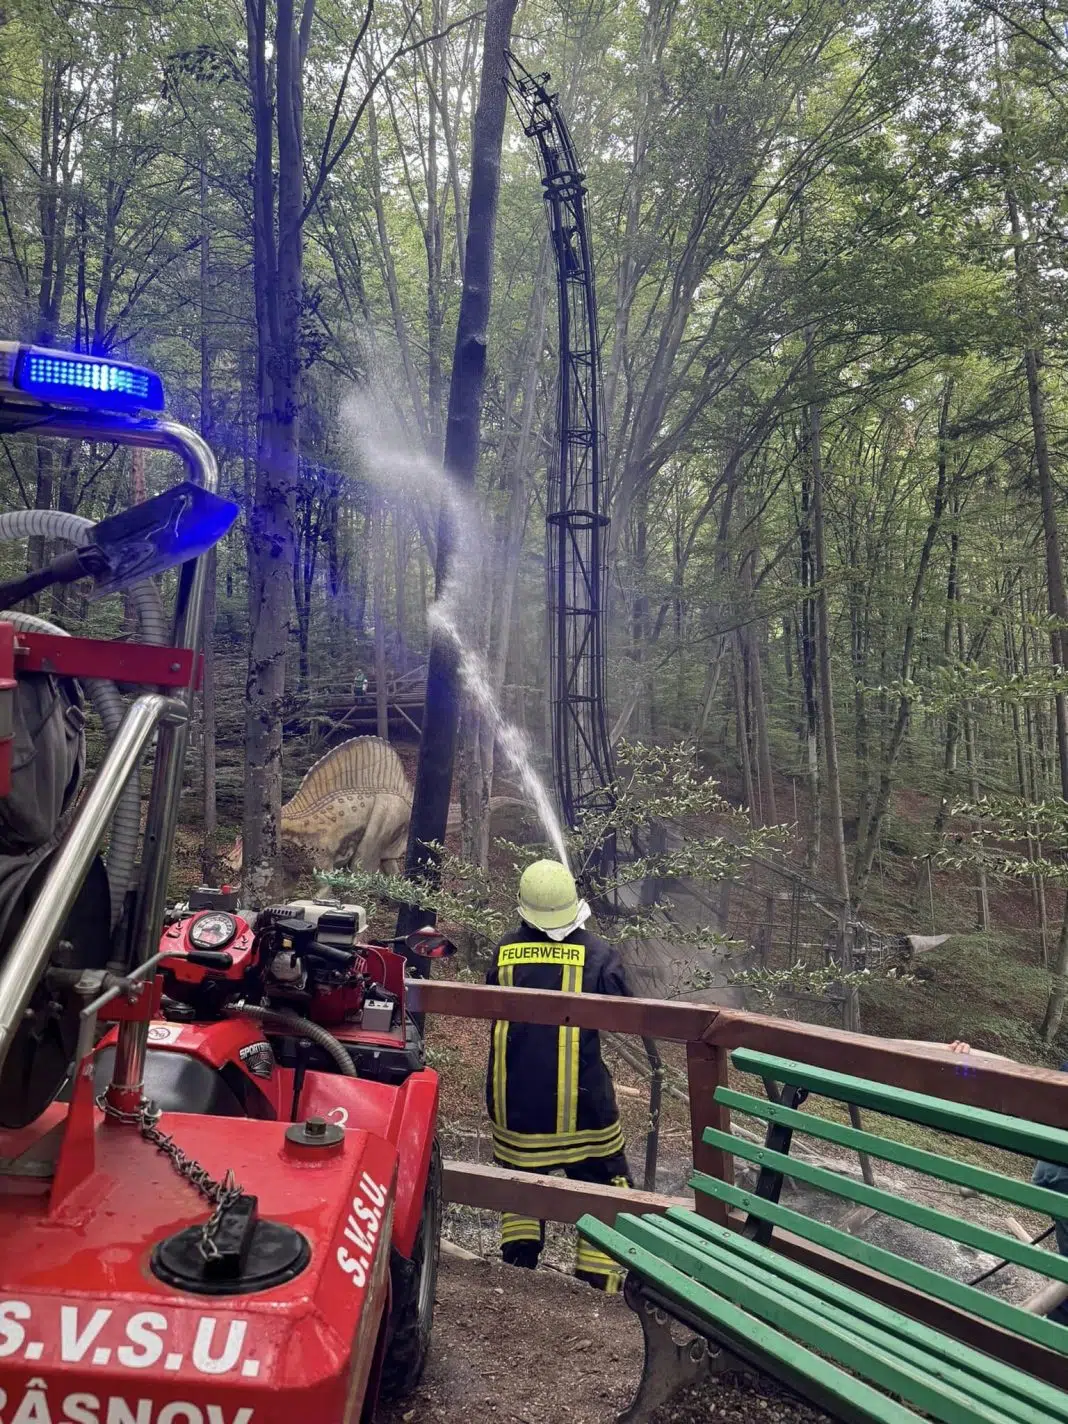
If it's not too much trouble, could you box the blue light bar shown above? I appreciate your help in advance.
[13,346,165,413]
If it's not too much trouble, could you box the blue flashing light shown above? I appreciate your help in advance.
[14,347,165,413]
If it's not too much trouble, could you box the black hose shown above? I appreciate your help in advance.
[967,1224,1056,1286]
[227,1002,358,1078]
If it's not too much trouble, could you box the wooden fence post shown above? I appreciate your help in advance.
[686,1039,734,1224]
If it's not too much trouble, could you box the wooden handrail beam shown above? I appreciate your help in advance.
[706,1008,1068,1126]
[412,983,1068,1123]
[406,978,722,1041]
[443,1159,690,1223]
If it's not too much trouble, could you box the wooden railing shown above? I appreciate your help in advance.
[407,978,1068,1383]
[409,979,1068,1135]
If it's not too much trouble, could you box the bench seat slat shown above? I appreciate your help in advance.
[716,1085,1068,1221]
[652,1211,1067,1424]
[575,1213,926,1424]
[689,1168,1068,1357]
[704,1124,1068,1286]
[627,1213,1043,1424]
[730,1049,1068,1164]
[588,1212,1006,1424]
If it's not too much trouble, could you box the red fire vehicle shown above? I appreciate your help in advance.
[0,343,445,1424]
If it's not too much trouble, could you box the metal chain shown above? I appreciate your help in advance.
[97,1094,244,1261]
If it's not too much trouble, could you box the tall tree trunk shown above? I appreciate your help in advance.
[1009,607,1050,964]
[394,508,408,669]
[807,330,854,1026]
[425,4,446,454]
[459,707,493,869]
[854,378,953,904]
[242,0,309,899]
[732,636,757,818]
[963,703,990,930]
[990,23,1068,1036]
[798,440,821,871]
[28,56,71,590]
[373,500,389,741]
[738,504,776,825]
[955,595,989,933]
[631,513,650,737]
[398,0,519,940]
[1023,284,1068,1032]
[199,167,217,878]
[915,516,961,905]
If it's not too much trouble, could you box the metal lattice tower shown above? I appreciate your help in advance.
[505,55,616,875]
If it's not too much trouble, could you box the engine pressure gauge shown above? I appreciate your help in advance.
[188,910,237,951]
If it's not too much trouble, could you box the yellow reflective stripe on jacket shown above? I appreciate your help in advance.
[491,1121,625,1169]
[555,961,582,1135]
[498,940,586,968]
[490,1119,624,1149]
[492,964,513,1127]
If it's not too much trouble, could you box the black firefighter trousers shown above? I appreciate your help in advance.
[498,1150,632,1291]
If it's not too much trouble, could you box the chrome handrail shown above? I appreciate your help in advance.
[0,412,221,1100]
[0,694,186,1075]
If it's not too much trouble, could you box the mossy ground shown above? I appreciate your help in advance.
[861,931,1063,1066]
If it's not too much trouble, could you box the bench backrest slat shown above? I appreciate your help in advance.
[703,1124,1068,1286]
[716,1085,1068,1220]
[688,1168,1068,1356]
[730,1048,1068,1164]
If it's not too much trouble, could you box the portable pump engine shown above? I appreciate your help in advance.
[156,891,448,1079]
[257,902,398,1032]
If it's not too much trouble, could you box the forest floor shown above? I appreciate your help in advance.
[376,1251,832,1424]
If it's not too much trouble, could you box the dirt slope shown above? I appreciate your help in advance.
[378,1253,830,1424]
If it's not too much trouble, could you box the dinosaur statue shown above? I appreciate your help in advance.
[227,736,412,877]
[226,735,539,880]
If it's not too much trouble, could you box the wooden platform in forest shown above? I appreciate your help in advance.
[287,664,427,744]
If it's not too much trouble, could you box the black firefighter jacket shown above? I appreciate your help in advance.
[485,923,631,1169]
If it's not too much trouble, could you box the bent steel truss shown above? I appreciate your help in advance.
[505,55,616,877]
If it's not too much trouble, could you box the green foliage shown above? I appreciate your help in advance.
[723,960,913,1005]
[862,933,1060,1063]
[325,742,782,951]
[935,795,1068,886]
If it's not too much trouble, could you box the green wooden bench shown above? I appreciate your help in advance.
[578,1048,1068,1424]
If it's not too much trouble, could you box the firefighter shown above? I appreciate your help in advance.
[485,858,632,1291]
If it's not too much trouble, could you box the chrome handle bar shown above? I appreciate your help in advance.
[0,413,220,1092]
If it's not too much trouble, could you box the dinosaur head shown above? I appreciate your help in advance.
[224,835,243,874]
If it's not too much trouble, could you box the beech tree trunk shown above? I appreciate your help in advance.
[853,378,953,905]
[732,635,757,819]
[242,0,310,899]
[199,166,217,878]
[1022,276,1068,1033]
[397,0,519,941]
[807,329,857,1035]
[373,500,389,741]
[807,340,849,906]
[738,499,776,825]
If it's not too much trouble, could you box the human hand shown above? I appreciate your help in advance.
[948,1041,971,1054]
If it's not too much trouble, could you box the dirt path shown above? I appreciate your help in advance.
[378,1253,831,1424]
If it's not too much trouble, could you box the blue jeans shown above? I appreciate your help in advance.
[1032,1159,1068,1323]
